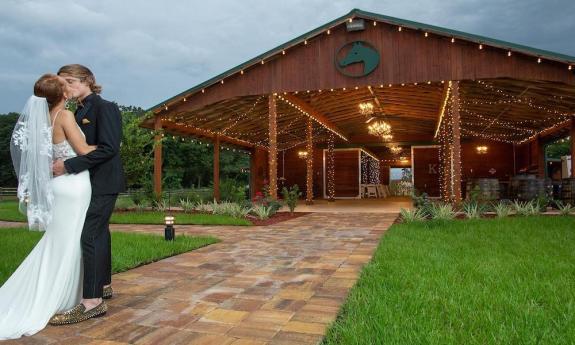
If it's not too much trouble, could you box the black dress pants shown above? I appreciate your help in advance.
[81,194,117,299]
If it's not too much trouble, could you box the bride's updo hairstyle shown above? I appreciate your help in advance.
[34,74,64,110]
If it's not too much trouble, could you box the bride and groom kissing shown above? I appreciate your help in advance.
[0,64,126,340]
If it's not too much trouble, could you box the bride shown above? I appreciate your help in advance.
[0,74,96,339]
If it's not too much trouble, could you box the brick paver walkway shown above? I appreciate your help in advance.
[4,212,397,345]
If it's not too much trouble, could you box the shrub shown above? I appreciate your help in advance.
[535,194,551,212]
[399,208,427,223]
[281,184,301,213]
[493,201,512,218]
[115,196,135,211]
[219,179,247,203]
[429,203,456,221]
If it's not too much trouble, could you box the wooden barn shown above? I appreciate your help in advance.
[143,8,575,206]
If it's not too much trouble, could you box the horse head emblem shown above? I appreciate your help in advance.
[335,41,380,77]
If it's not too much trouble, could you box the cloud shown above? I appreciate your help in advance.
[0,0,573,113]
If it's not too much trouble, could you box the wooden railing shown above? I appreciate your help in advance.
[0,187,17,201]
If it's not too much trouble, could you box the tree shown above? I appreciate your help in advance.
[118,106,154,189]
[0,113,19,187]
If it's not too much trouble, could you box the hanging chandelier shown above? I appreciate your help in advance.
[359,102,374,116]
[389,145,402,155]
[368,120,393,141]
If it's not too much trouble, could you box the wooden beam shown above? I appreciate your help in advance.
[306,117,314,204]
[268,95,278,200]
[213,134,221,202]
[160,120,256,149]
[281,94,349,141]
[451,81,462,203]
[153,115,163,198]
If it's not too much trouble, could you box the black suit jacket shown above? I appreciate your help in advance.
[64,93,126,195]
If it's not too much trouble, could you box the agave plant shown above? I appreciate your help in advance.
[462,202,482,219]
[153,199,170,212]
[250,204,273,220]
[399,208,427,223]
[493,201,512,218]
[429,203,456,221]
[179,198,195,212]
[513,200,539,216]
[554,200,575,216]
[228,203,251,218]
[194,200,213,213]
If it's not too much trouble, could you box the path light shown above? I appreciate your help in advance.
[164,215,175,241]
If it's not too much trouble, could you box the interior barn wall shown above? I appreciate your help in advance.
[333,150,360,198]
[250,147,269,198]
[461,139,515,181]
[276,144,324,199]
[412,146,441,197]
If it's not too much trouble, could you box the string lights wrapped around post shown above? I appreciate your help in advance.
[305,117,314,205]
[327,133,335,202]
[268,94,278,200]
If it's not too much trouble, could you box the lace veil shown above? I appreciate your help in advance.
[10,96,54,231]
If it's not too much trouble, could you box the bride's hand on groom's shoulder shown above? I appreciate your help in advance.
[53,159,67,176]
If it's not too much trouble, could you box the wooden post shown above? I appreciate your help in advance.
[571,119,575,178]
[153,115,163,198]
[306,117,314,204]
[268,94,278,200]
[213,134,220,202]
[327,133,335,202]
[451,81,462,203]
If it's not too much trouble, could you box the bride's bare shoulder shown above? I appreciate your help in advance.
[54,109,75,124]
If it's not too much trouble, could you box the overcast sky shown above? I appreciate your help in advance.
[1,0,573,114]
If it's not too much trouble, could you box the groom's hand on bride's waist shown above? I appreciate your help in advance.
[53,159,67,176]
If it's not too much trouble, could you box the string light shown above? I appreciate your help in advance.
[327,133,335,201]
[305,118,314,204]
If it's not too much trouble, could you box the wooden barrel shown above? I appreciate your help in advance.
[466,178,500,201]
[561,178,575,204]
[511,175,552,201]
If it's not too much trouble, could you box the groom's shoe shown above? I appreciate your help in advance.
[103,285,113,299]
[48,302,107,325]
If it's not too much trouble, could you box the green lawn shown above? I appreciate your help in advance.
[0,201,251,226]
[0,228,218,286]
[323,216,575,345]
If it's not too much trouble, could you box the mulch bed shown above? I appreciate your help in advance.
[248,212,311,226]
[114,208,311,226]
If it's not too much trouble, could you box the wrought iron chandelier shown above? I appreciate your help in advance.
[389,145,402,155]
[368,120,393,141]
[358,102,374,116]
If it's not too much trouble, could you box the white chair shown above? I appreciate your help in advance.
[366,184,378,198]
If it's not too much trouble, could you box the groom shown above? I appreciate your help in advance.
[51,64,125,324]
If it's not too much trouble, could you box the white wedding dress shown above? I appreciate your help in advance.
[0,138,91,339]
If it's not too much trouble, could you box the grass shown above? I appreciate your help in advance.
[323,217,575,345]
[0,201,251,226]
[0,227,218,286]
